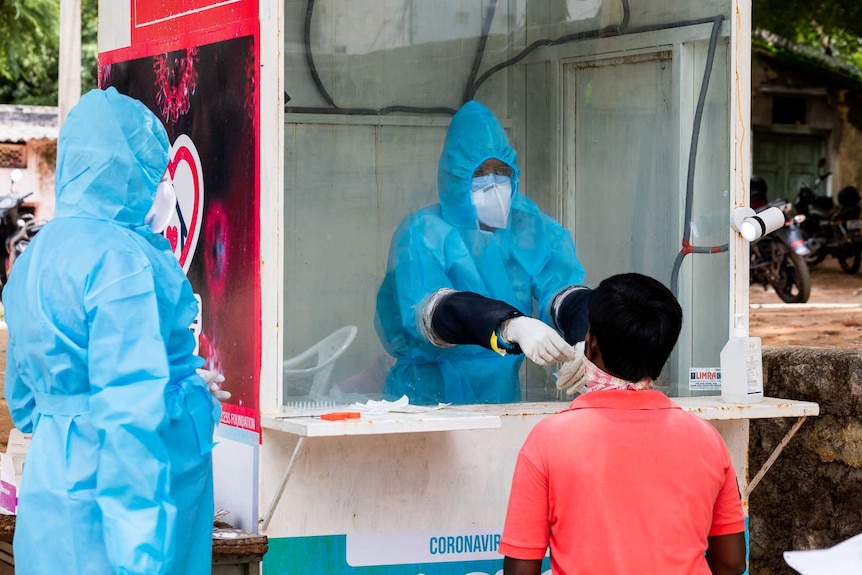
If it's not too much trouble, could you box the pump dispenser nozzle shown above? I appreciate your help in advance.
[732,313,748,338]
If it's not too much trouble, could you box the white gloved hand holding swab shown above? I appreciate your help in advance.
[501,316,576,365]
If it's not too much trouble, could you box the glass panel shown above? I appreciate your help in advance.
[283,0,734,406]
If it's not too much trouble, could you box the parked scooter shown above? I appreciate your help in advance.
[793,161,862,274]
[0,169,45,295]
[749,177,812,303]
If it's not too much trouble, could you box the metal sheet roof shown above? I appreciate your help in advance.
[0,104,59,143]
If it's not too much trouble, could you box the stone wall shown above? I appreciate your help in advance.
[750,346,862,574]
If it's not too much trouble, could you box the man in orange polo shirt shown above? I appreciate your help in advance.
[499,273,746,575]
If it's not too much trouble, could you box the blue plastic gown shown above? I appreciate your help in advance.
[3,87,218,575]
[375,101,586,404]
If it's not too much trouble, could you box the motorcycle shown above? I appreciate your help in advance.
[793,161,862,274]
[749,198,812,304]
[0,169,45,296]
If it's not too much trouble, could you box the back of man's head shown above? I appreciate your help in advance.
[588,273,682,382]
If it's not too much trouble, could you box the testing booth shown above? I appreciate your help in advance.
[91,1,820,573]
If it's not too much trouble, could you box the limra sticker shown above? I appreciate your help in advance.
[689,368,721,391]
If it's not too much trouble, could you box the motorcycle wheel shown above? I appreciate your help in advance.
[769,244,812,304]
[837,240,861,274]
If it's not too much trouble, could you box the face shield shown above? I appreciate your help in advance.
[144,171,177,234]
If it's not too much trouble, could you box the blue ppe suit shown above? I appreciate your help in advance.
[375,101,586,404]
[3,87,218,575]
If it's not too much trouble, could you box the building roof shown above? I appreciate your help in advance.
[0,104,59,143]
[754,31,862,93]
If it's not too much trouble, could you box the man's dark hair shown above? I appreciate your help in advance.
[588,273,683,382]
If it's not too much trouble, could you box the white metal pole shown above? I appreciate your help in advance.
[730,0,752,336]
[58,0,82,128]
[259,0,285,412]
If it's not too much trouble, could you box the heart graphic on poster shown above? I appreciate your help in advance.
[165,225,179,251]
[163,134,204,273]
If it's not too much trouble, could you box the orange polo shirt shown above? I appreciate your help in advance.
[500,390,745,575]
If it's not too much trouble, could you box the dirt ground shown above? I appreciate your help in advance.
[0,258,856,452]
[749,257,862,350]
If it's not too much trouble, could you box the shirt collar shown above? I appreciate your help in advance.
[565,390,679,411]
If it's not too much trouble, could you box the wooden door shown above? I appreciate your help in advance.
[753,131,827,201]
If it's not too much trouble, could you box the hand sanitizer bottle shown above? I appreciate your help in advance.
[720,316,764,404]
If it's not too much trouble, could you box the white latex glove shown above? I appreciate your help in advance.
[196,368,231,401]
[555,341,587,394]
[501,316,576,365]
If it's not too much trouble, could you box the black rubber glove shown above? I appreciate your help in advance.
[426,290,524,354]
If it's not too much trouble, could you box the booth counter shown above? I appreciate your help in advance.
[257,396,818,574]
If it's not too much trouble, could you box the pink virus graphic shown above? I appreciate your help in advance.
[198,331,224,375]
[204,202,229,298]
[153,48,199,124]
[244,47,256,129]
[98,64,112,88]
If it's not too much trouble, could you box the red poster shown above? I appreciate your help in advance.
[131,0,257,45]
[100,9,262,436]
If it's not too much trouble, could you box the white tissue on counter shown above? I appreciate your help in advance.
[351,395,451,415]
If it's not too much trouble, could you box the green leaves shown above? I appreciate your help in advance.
[0,0,97,105]
[0,0,58,79]
[0,0,58,104]
[753,0,862,69]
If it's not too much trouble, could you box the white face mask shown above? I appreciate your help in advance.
[145,172,177,234]
[470,174,512,229]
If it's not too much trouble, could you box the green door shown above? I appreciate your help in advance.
[753,131,827,201]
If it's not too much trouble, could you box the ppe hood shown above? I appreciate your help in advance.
[54,87,169,227]
[438,101,519,228]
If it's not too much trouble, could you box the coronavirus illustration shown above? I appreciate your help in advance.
[204,201,229,298]
[154,47,199,124]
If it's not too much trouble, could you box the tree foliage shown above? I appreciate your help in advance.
[753,0,862,68]
[0,0,97,105]
[80,0,98,97]
[0,0,59,104]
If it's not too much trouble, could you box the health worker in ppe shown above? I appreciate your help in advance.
[375,100,590,405]
[3,87,227,575]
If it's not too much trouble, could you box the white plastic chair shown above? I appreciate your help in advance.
[283,326,357,401]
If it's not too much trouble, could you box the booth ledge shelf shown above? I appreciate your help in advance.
[671,396,819,419]
[261,406,501,437]
[456,396,820,420]
[261,396,819,438]
[259,397,819,531]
